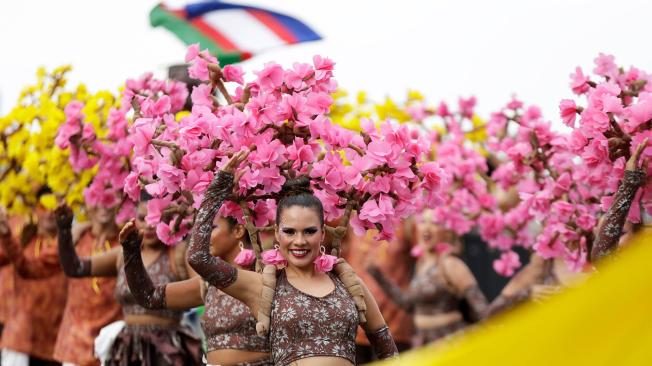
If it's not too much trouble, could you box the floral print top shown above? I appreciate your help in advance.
[201,284,270,353]
[270,270,358,365]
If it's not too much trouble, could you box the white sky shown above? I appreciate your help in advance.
[1,0,651,127]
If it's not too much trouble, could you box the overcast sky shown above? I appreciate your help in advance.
[1,0,651,127]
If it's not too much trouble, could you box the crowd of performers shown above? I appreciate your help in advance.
[0,152,645,366]
[0,48,650,366]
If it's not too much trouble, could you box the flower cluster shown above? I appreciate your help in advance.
[560,53,652,222]
[0,66,95,217]
[479,97,603,273]
[124,45,447,246]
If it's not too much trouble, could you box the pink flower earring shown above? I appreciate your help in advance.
[234,241,256,267]
[313,245,337,273]
[262,244,287,267]
[410,244,425,258]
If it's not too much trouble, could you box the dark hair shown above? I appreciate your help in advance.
[275,176,324,227]
[224,216,252,247]
[139,190,153,202]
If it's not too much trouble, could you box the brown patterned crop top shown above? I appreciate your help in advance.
[115,251,182,320]
[270,270,358,366]
[201,284,270,353]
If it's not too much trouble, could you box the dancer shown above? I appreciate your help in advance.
[186,150,398,366]
[55,194,202,366]
[52,205,122,366]
[0,190,67,366]
[342,221,415,363]
[118,214,271,366]
[368,212,488,346]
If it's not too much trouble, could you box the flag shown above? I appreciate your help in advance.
[150,1,322,65]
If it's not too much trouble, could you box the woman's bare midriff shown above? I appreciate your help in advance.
[206,349,269,365]
[414,311,463,330]
[124,314,177,326]
[288,356,354,366]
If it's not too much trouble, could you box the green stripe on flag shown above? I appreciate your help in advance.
[149,5,243,65]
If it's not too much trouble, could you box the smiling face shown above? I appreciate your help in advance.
[136,202,159,247]
[275,205,325,270]
[418,220,455,253]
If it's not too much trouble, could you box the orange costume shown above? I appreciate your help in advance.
[53,229,122,366]
[343,221,416,350]
[0,229,67,361]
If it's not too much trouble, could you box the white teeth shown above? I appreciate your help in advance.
[290,249,309,255]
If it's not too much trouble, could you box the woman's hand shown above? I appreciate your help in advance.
[54,203,74,230]
[119,220,141,252]
[625,137,648,173]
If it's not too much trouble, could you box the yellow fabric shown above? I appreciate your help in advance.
[375,230,652,365]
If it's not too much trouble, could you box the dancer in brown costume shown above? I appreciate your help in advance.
[187,151,398,366]
[119,214,271,366]
[368,214,488,346]
[343,221,415,363]
[486,142,649,317]
[55,196,202,366]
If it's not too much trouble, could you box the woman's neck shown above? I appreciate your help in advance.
[285,263,317,278]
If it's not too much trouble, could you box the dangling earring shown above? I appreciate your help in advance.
[234,241,256,267]
[313,245,337,273]
[262,243,287,266]
[410,244,425,258]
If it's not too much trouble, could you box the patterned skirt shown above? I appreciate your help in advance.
[106,324,202,366]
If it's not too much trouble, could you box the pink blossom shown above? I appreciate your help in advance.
[254,62,284,91]
[261,248,287,266]
[410,245,424,258]
[493,251,521,277]
[581,136,609,168]
[156,221,189,245]
[570,67,591,95]
[593,53,618,78]
[222,65,245,85]
[625,93,652,132]
[568,129,589,153]
[358,194,394,224]
[191,84,214,107]
[313,253,337,273]
[559,99,578,127]
[185,43,200,62]
[420,162,447,191]
[234,249,256,267]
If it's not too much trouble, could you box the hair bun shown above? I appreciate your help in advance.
[280,176,313,197]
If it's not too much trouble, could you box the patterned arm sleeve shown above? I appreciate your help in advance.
[121,229,167,309]
[592,169,646,261]
[366,325,399,360]
[484,288,531,318]
[57,219,91,278]
[461,284,489,322]
[187,171,238,288]
[368,266,415,311]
